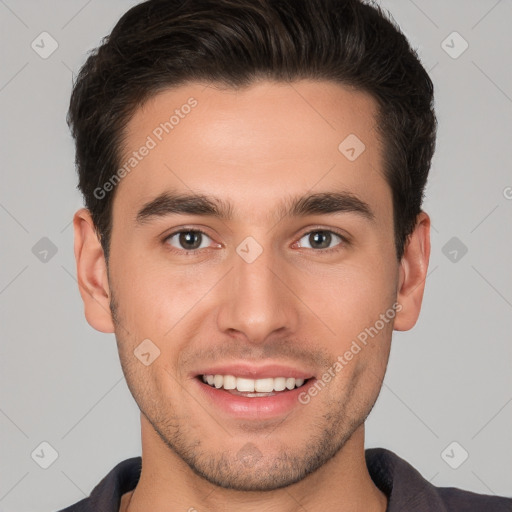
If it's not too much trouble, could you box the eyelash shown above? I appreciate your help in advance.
[162,228,349,256]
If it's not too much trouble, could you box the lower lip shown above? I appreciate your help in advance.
[195,377,317,419]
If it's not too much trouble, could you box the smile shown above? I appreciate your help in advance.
[201,374,310,396]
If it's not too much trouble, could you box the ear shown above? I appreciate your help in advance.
[73,208,115,333]
[394,211,431,331]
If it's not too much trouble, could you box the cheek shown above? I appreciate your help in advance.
[306,261,397,338]
[112,258,223,343]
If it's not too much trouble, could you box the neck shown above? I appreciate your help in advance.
[121,417,387,512]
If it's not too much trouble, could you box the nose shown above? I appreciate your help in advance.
[216,241,300,344]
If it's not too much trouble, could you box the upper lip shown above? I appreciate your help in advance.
[193,363,316,380]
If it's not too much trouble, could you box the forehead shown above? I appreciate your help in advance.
[113,80,389,224]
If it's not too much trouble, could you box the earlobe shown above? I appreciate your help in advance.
[73,208,115,333]
[394,211,431,332]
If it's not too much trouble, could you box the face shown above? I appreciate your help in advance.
[95,80,406,490]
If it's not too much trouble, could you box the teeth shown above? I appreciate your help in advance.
[213,374,223,389]
[201,374,307,392]
[222,375,236,389]
[237,377,255,392]
[255,378,273,392]
[274,377,287,391]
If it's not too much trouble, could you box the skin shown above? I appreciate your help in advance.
[73,80,430,512]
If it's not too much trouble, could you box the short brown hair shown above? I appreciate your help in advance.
[67,0,436,261]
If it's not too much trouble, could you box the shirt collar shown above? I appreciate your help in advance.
[85,448,448,512]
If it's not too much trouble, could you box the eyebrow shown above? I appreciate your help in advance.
[135,190,375,225]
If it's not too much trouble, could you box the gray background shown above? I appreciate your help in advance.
[1,0,511,510]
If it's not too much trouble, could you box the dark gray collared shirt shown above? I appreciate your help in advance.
[57,448,512,511]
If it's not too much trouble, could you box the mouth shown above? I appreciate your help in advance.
[194,373,317,419]
[197,374,312,398]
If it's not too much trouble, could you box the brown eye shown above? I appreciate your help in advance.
[166,230,212,251]
[297,230,345,251]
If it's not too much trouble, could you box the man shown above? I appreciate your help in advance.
[61,0,511,510]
